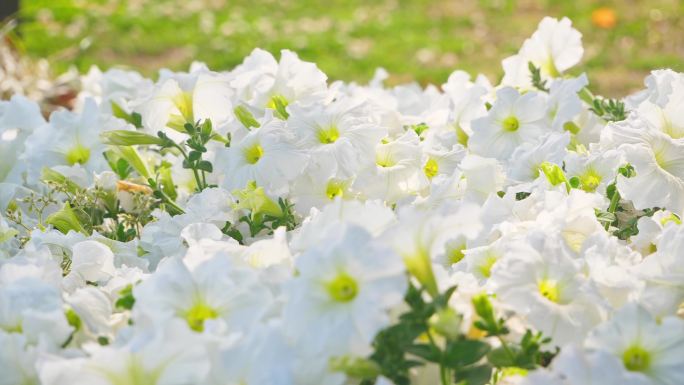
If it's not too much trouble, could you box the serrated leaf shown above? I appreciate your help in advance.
[444,339,490,367]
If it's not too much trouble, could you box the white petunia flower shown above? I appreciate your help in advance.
[284,224,406,356]
[288,97,386,178]
[602,116,684,213]
[39,320,210,385]
[354,130,427,203]
[522,345,651,385]
[230,48,329,114]
[585,303,684,385]
[469,87,547,160]
[0,330,41,385]
[133,256,272,334]
[0,95,46,184]
[217,113,308,194]
[502,17,584,89]
[628,69,684,140]
[490,232,606,345]
[637,224,684,318]
[22,98,119,186]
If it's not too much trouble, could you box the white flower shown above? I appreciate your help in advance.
[22,98,117,186]
[290,199,396,253]
[136,73,234,140]
[502,17,584,88]
[585,303,684,385]
[523,345,651,385]
[441,70,489,145]
[490,232,606,345]
[284,224,406,356]
[354,130,427,203]
[507,132,569,183]
[628,69,684,140]
[459,154,505,203]
[288,97,386,178]
[65,240,117,287]
[637,224,684,318]
[469,87,547,160]
[230,49,328,113]
[602,116,684,213]
[0,331,40,385]
[39,320,210,385]
[0,95,45,184]
[217,113,307,194]
[564,147,622,193]
[133,256,272,334]
[546,74,589,131]
[0,276,72,347]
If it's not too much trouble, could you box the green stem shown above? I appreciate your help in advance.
[496,335,516,364]
[171,142,205,192]
[605,183,621,230]
[157,188,185,215]
[578,87,595,105]
[426,329,449,385]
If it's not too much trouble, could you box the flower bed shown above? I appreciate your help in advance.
[1,16,683,385]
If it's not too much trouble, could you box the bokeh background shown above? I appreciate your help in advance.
[12,0,684,96]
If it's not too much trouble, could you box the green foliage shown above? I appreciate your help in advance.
[360,288,557,385]
[596,164,659,239]
[528,62,549,92]
[590,97,627,122]
[115,284,136,310]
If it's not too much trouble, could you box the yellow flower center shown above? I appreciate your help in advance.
[502,116,520,132]
[184,302,219,332]
[243,143,264,164]
[317,125,340,144]
[455,125,469,147]
[172,91,194,123]
[65,144,91,166]
[101,356,163,385]
[326,272,358,303]
[478,255,498,278]
[424,158,439,179]
[325,180,345,200]
[623,345,651,372]
[538,279,560,303]
[579,169,602,192]
[447,244,466,265]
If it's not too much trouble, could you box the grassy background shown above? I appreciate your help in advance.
[16,0,684,97]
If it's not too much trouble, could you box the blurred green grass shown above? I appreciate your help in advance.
[17,0,684,96]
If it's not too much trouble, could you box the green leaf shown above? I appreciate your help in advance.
[406,343,442,363]
[197,160,213,173]
[444,339,490,367]
[487,346,518,368]
[115,284,136,310]
[454,363,493,385]
[111,102,143,128]
[159,166,178,201]
[618,163,636,178]
[101,130,165,146]
[41,168,81,194]
[46,203,88,234]
[528,62,549,92]
[114,146,151,179]
[0,228,18,243]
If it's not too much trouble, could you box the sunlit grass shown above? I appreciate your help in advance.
[18,0,684,96]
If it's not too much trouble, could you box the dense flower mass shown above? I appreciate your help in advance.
[1,16,684,385]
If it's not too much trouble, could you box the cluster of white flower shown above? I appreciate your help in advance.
[1,16,683,385]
